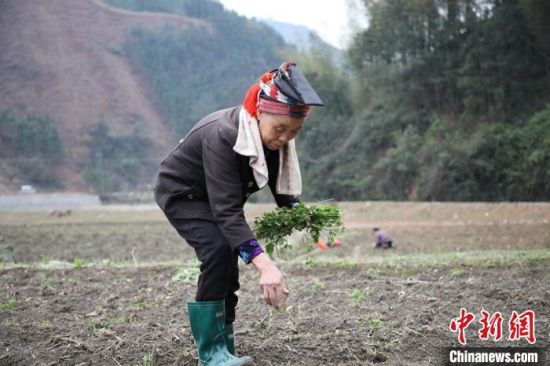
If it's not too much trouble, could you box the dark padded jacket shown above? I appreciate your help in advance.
[154,106,297,250]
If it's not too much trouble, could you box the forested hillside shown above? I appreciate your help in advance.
[0,0,199,192]
[107,0,285,136]
[1,0,547,200]
[0,0,285,192]
[298,0,550,201]
[107,0,549,201]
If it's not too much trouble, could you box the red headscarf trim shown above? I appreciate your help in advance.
[242,81,262,118]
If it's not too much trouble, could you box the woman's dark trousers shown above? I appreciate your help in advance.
[170,218,240,324]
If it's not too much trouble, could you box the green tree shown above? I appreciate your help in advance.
[335,0,550,201]
[82,122,153,193]
[0,110,64,187]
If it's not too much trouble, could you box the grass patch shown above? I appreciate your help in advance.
[448,267,465,278]
[305,249,550,276]
[142,354,156,366]
[38,260,73,270]
[2,249,548,276]
[0,298,17,312]
[40,255,54,265]
[338,259,359,269]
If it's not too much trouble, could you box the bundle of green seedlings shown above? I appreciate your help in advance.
[254,203,344,256]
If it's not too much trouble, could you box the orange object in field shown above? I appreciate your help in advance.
[316,239,328,251]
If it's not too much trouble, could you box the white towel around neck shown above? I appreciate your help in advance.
[233,107,302,195]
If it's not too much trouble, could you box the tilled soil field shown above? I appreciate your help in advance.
[0,261,548,365]
[0,202,549,365]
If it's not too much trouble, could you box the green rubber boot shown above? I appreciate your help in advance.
[223,323,235,355]
[187,301,253,366]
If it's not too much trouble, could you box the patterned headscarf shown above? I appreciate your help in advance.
[242,62,310,118]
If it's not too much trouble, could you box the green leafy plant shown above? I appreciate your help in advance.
[181,346,193,358]
[142,354,155,366]
[349,289,365,304]
[449,268,465,278]
[369,317,384,329]
[41,277,55,289]
[40,320,53,329]
[313,281,325,290]
[89,318,111,330]
[302,257,315,268]
[172,258,200,282]
[72,257,87,269]
[115,316,130,324]
[133,299,151,311]
[254,203,344,255]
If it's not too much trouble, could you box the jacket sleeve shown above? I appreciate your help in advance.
[202,126,256,250]
[269,182,301,208]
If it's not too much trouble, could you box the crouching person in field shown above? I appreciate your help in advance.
[154,63,324,365]
[373,227,393,249]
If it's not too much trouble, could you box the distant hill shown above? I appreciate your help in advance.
[261,19,345,67]
[0,0,207,192]
[261,19,319,51]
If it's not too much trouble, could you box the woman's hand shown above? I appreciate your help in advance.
[251,253,288,309]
